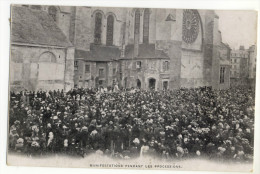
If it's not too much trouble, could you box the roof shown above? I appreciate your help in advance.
[220,42,231,50]
[11,6,72,47]
[75,44,121,62]
[249,45,255,52]
[122,44,170,60]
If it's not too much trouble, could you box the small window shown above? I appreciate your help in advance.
[99,80,104,85]
[136,61,142,69]
[113,68,116,75]
[163,61,170,71]
[99,68,104,77]
[234,59,237,63]
[85,64,90,73]
[74,61,78,71]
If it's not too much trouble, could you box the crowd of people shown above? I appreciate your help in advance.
[9,86,255,162]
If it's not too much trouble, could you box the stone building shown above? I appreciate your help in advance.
[69,7,230,90]
[248,45,257,88]
[213,41,231,90]
[10,6,75,92]
[10,5,231,91]
[230,46,250,86]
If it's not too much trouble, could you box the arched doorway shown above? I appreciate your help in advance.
[148,78,156,90]
[136,79,141,89]
[38,52,62,90]
[38,52,57,81]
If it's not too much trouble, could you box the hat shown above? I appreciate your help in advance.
[90,130,98,136]
[177,146,184,154]
[196,150,201,156]
[96,150,104,155]
[17,138,24,144]
[133,138,140,144]
[31,141,40,147]
[14,120,20,125]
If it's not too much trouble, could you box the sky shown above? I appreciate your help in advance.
[216,10,257,50]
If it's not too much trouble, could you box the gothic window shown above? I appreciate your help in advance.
[182,9,200,44]
[220,67,225,84]
[48,6,57,22]
[94,12,102,44]
[106,15,114,46]
[134,9,141,35]
[143,9,150,43]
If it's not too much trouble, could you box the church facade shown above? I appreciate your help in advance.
[10,5,230,91]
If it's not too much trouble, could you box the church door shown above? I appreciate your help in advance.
[148,78,156,90]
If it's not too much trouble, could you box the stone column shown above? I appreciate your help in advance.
[64,47,75,92]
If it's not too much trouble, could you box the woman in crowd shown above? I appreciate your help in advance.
[9,86,255,162]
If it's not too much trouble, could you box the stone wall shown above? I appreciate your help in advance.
[120,58,170,90]
[10,45,73,92]
[156,40,182,89]
[74,7,126,51]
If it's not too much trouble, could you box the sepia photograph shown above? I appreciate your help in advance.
[6,3,258,172]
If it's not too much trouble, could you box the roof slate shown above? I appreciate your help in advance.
[11,6,72,47]
[124,44,170,59]
[75,44,121,62]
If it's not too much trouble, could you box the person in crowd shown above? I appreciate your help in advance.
[8,86,255,162]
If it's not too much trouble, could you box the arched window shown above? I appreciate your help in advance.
[48,6,57,22]
[143,9,150,43]
[94,12,102,44]
[134,9,141,35]
[106,15,114,46]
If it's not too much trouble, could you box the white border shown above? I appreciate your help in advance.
[0,1,259,174]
